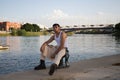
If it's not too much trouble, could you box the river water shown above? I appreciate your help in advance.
[0,34,120,74]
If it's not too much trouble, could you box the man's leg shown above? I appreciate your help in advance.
[58,57,64,67]
[49,48,66,75]
[34,45,48,70]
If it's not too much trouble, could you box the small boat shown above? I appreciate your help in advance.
[0,45,9,50]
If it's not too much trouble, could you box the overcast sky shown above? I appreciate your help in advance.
[0,0,120,27]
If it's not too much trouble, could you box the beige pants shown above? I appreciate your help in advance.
[40,45,66,65]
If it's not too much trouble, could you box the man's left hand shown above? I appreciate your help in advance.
[51,53,56,59]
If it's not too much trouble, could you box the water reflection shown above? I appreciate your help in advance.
[115,36,120,42]
[114,36,120,49]
[0,34,120,74]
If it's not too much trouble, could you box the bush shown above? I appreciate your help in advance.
[17,29,26,36]
[11,29,17,36]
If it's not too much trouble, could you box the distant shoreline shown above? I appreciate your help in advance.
[0,31,74,36]
[0,31,113,36]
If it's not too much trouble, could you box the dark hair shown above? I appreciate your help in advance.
[53,23,60,27]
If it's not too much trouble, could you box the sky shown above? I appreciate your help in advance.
[0,0,120,27]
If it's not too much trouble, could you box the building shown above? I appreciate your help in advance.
[0,21,21,31]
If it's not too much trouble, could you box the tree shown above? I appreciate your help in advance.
[21,23,41,32]
[115,23,120,32]
[113,23,120,36]
[21,23,33,31]
[32,24,41,32]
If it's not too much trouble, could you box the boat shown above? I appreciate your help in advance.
[0,45,9,50]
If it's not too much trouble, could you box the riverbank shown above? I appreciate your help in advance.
[0,31,73,36]
[0,31,48,36]
[0,54,120,80]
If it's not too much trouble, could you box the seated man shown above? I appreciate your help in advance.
[34,23,68,75]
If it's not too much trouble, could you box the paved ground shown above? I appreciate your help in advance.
[0,54,120,80]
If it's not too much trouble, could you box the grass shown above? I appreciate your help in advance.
[0,31,49,36]
[66,32,74,36]
[25,32,42,36]
[0,33,11,36]
[0,31,73,36]
[25,31,49,36]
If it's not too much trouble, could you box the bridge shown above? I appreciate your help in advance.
[47,26,114,33]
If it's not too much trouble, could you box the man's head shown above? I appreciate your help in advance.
[53,23,60,28]
[52,23,61,33]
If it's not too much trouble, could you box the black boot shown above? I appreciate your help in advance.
[49,63,57,75]
[34,60,46,70]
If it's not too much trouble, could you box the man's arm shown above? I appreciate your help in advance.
[40,35,54,53]
[44,35,54,45]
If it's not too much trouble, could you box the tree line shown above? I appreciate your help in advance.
[21,23,42,32]
[11,23,46,36]
[10,22,120,36]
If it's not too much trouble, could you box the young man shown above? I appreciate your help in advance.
[34,23,68,75]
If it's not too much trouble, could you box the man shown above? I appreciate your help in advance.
[34,23,68,75]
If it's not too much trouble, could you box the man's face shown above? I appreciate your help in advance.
[53,26,60,33]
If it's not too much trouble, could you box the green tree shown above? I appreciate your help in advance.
[113,23,120,36]
[17,29,26,36]
[21,23,34,32]
[32,24,41,32]
[21,23,41,32]
[115,23,120,32]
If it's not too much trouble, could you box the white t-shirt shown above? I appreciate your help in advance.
[54,31,68,48]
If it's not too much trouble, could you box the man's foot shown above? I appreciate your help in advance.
[34,64,46,70]
[49,63,57,75]
[34,60,46,70]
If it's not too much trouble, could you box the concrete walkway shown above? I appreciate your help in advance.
[0,54,120,80]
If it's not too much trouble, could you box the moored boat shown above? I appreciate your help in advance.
[0,45,9,50]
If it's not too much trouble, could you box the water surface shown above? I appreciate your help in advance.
[0,34,120,74]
